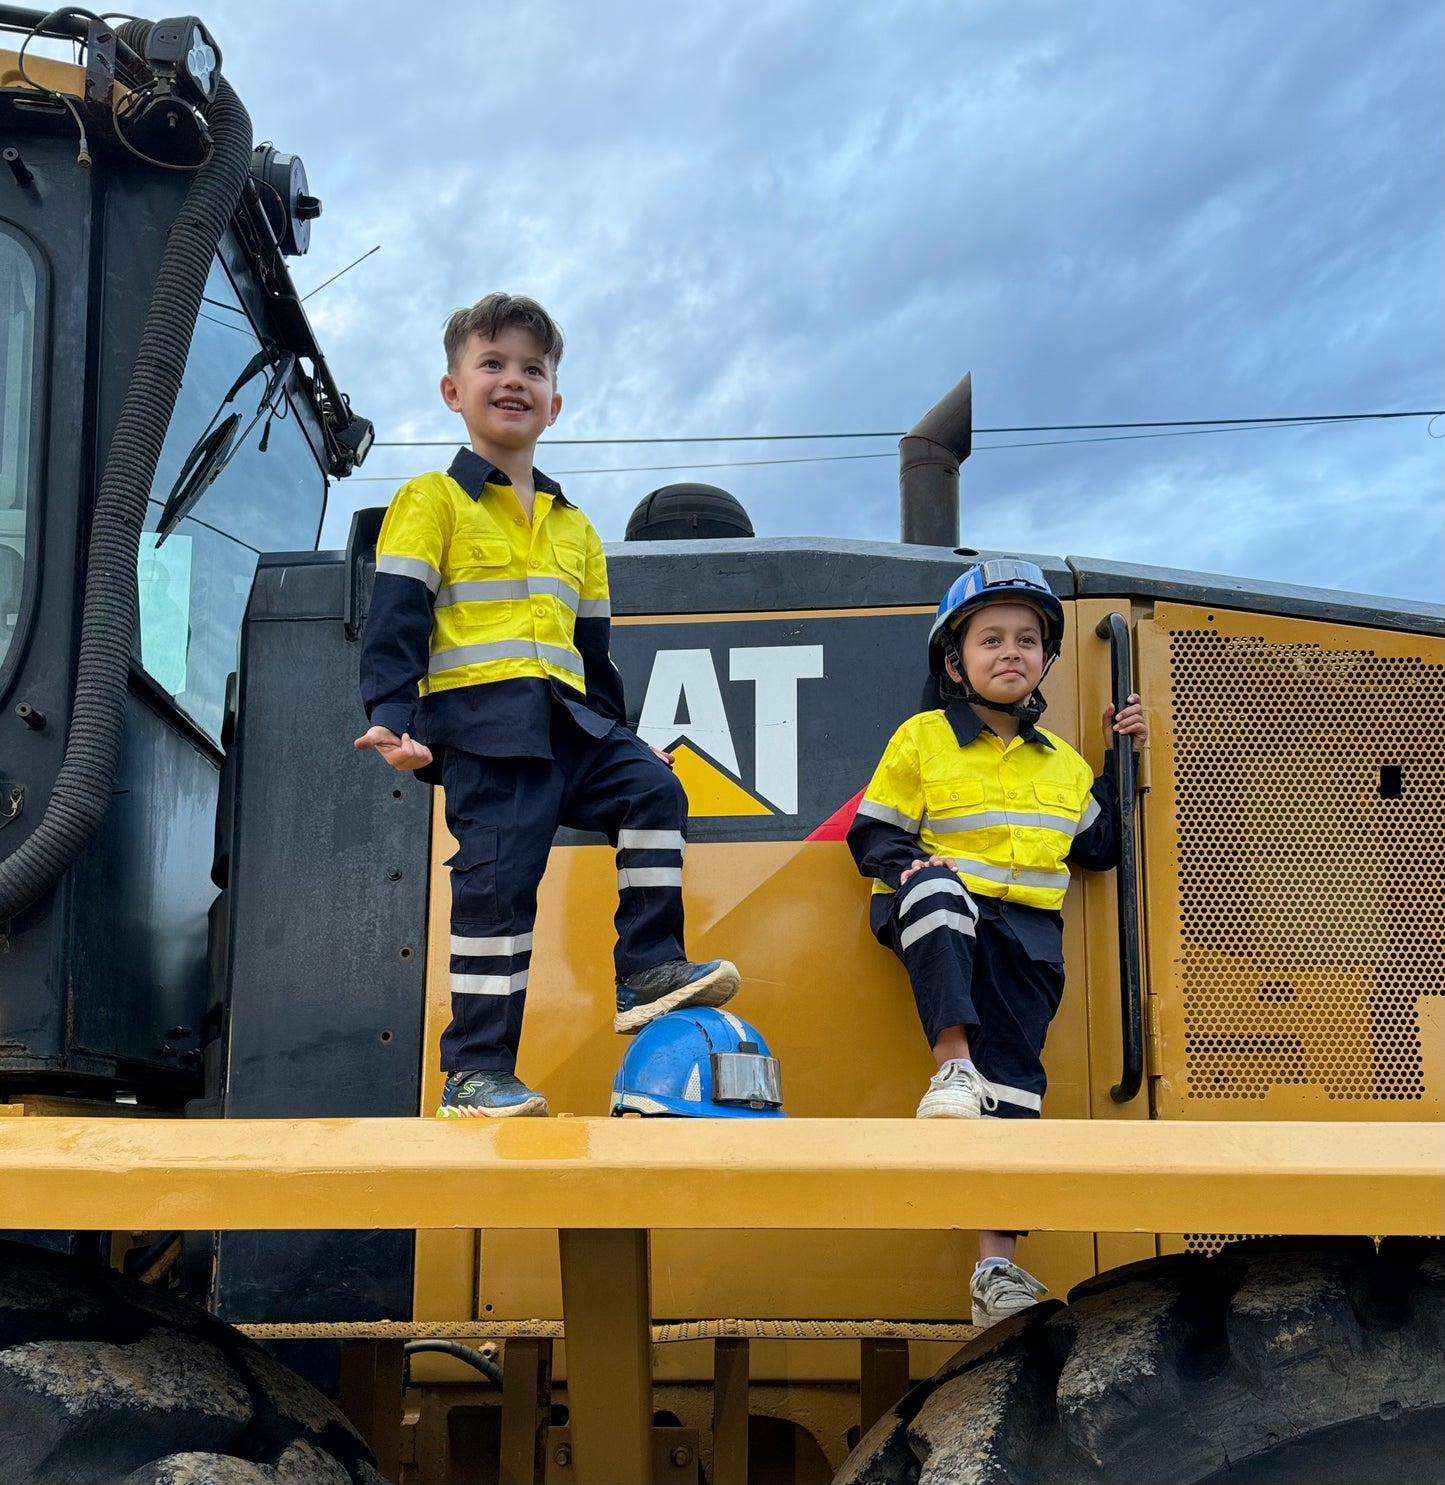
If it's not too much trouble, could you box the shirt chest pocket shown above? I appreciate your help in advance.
[549,539,585,588]
[1033,781,1083,816]
[446,534,513,581]
[924,777,987,823]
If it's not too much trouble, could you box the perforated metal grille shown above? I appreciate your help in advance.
[1184,1233,1258,1256]
[1168,628,1444,1103]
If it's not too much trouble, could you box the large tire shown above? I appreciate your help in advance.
[837,1237,1445,1485]
[0,1239,386,1484]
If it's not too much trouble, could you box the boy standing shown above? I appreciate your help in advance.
[846,559,1147,1325]
[355,293,738,1117]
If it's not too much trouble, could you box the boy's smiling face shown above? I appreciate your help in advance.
[947,601,1047,708]
[441,326,561,461]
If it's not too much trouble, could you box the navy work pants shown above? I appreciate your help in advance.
[870,865,1063,1118]
[439,712,688,1074]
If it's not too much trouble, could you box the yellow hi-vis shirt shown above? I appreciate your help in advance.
[855,708,1103,911]
[375,468,610,699]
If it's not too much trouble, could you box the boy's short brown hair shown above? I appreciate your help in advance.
[442,293,565,377]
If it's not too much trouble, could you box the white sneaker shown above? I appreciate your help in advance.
[970,1260,1047,1327]
[916,1061,998,1119]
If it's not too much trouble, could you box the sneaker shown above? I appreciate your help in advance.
[613,958,740,1034]
[971,1259,1048,1328]
[916,1060,998,1119]
[435,1070,548,1119]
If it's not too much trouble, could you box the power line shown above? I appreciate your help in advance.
[341,412,1442,482]
[371,409,1441,449]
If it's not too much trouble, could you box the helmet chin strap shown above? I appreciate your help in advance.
[938,630,1053,726]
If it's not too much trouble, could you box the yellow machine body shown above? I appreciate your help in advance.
[410,593,1444,1388]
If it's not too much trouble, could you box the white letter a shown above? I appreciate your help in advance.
[636,649,740,777]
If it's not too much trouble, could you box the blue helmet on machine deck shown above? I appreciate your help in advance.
[610,1008,785,1118]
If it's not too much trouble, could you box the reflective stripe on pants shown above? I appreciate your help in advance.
[439,708,689,1074]
[871,865,1063,1120]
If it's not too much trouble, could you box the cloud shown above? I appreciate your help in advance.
[184,0,1440,602]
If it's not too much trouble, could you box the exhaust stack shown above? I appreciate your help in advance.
[899,371,972,546]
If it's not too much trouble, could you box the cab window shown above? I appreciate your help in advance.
[137,256,326,742]
[0,228,38,679]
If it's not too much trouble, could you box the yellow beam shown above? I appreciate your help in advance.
[0,1118,1438,1236]
[558,1229,654,1485]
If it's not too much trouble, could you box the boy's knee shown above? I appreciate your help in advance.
[647,762,688,821]
[898,863,976,916]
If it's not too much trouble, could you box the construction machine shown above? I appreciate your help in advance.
[1,10,1441,1484]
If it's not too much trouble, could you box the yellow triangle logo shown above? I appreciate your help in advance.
[669,744,772,816]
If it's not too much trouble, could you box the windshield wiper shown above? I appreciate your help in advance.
[155,350,296,545]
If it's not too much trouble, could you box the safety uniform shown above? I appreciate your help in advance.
[847,701,1121,1117]
[361,447,689,1074]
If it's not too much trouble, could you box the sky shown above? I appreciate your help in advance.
[113,3,1445,599]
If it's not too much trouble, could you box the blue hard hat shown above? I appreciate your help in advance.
[610,1008,785,1118]
[927,558,1065,674]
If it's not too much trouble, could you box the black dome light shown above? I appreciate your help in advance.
[625,483,754,541]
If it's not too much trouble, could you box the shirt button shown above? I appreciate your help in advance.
[534,607,546,618]
[949,791,958,800]
[1012,870,1020,879]
[529,558,540,569]
[1008,790,1018,799]
[514,517,525,527]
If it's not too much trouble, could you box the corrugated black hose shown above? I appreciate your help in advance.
[0,29,252,923]
[402,1340,503,1388]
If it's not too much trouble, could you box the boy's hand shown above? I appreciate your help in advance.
[354,725,434,771]
[899,855,958,886]
[1103,693,1148,751]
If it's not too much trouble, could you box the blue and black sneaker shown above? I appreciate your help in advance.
[614,958,740,1034]
[436,1070,548,1119]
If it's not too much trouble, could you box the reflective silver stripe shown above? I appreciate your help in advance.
[856,799,922,832]
[617,867,684,890]
[533,640,586,673]
[435,578,529,606]
[528,575,580,606]
[611,1091,673,1115]
[927,809,1009,831]
[577,597,611,618]
[377,554,441,593]
[899,908,976,950]
[899,873,969,917]
[450,971,529,997]
[429,639,584,684]
[987,1080,1043,1112]
[1079,796,1101,831]
[929,808,1079,835]
[433,576,582,610]
[617,829,686,854]
[957,857,1070,891]
[450,932,533,958]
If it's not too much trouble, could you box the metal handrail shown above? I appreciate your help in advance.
[1095,612,1144,1102]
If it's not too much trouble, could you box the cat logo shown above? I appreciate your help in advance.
[608,608,934,844]
[636,646,824,816]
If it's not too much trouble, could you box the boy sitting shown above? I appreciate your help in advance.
[355,293,738,1117]
[846,559,1147,1324]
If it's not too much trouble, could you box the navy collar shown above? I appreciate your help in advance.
[447,446,570,506]
[943,699,1053,749]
